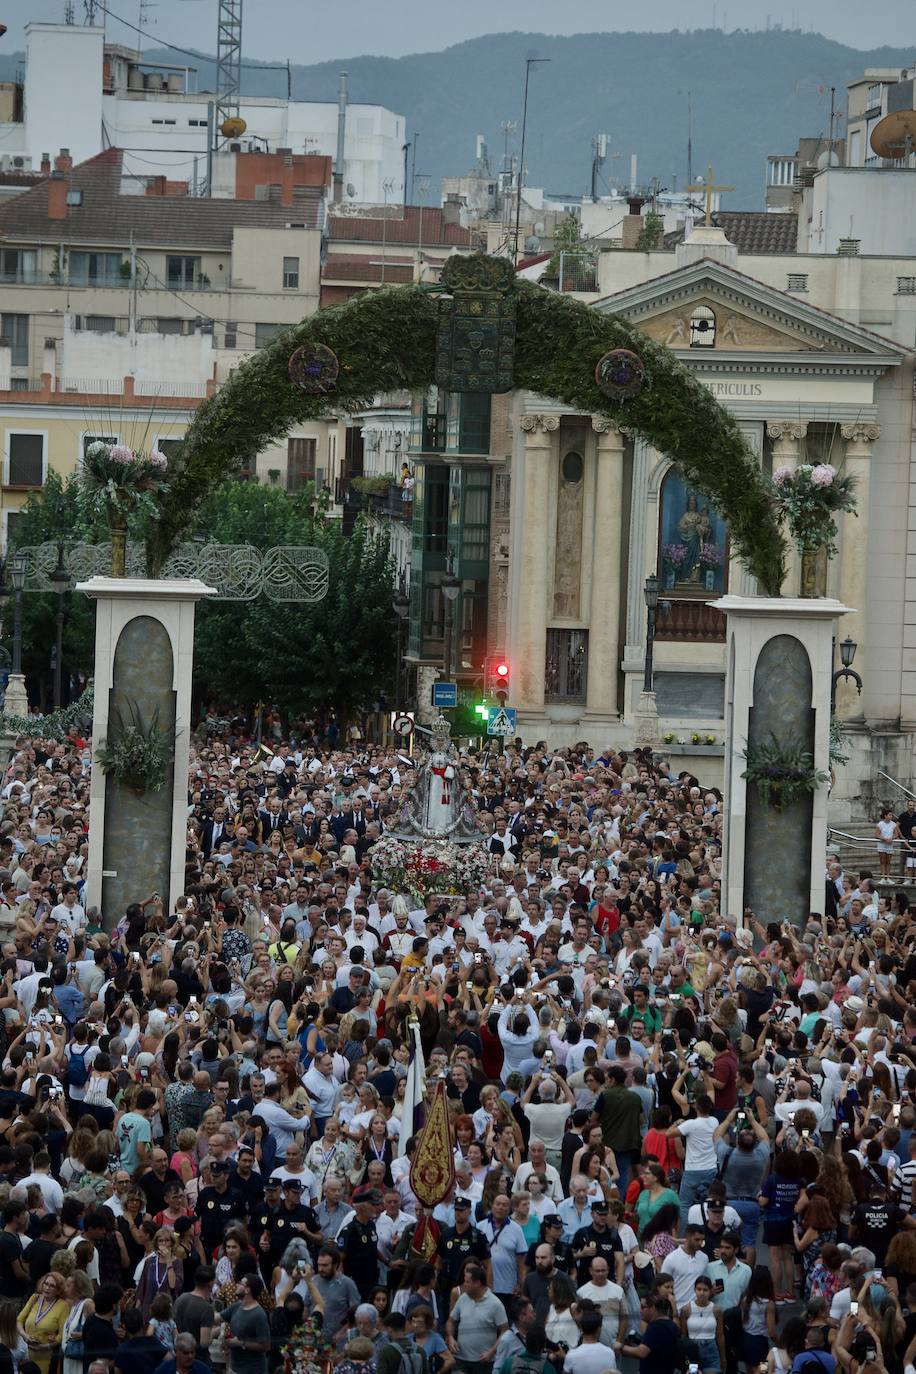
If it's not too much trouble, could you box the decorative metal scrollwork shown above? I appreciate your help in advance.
[14,543,330,604]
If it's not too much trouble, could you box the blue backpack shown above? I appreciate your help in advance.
[65,1044,90,1088]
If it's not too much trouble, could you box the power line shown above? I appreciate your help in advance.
[96,2,290,77]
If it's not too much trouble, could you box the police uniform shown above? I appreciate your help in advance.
[267,1199,320,1261]
[437,1220,490,1302]
[571,1222,623,1284]
[339,1215,379,1298]
[194,1183,248,1254]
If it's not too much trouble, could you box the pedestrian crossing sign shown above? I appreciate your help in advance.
[487,706,517,736]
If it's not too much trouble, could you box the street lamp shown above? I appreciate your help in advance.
[392,583,409,708]
[831,635,863,712]
[48,542,72,710]
[634,573,661,747]
[0,550,28,715]
[441,567,461,682]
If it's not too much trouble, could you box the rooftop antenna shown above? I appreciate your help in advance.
[64,0,75,21]
[84,0,100,23]
[591,133,608,202]
[513,56,549,264]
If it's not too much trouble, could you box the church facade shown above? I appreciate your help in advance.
[503,227,914,817]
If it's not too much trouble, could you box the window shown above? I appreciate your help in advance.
[156,318,185,334]
[66,189,82,207]
[545,628,588,702]
[787,273,809,292]
[0,249,37,283]
[83,315,117,333]
[6,432,45,487]
[188,118,208,127]
[166,255,200,288]
[154,438,183,460]
[255,323,282,348]
[9,379,29,392]
[224,322,237,349]
[151,118,177,126]
[69,251,123,286]
[493,470,511,515]
[866,83,883,110]
[0,314,28,367]
[287,437,316,491]
[689,305,716,348]
[282,256,300,289]
[4,510,23,547]
[898,277,916,294]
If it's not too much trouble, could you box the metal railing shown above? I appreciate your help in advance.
[0,271,215,291]
[876,770,916,800]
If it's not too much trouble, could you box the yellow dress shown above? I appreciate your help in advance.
[19,1294,70,1374]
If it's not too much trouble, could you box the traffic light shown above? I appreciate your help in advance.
[493,658,510,701]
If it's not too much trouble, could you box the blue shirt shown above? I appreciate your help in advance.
[557,1196,593,1243]
[53,984,85,1027]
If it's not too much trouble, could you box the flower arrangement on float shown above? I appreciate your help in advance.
[369,834,491,900]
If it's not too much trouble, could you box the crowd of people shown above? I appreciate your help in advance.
[1,726,916,1374]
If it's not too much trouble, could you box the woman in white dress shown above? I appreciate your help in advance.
[61,1272,95,1374]
[875,808,900,882]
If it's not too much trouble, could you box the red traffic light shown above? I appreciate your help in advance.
[496,662,509,678]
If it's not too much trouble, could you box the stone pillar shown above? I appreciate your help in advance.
[716,594,849,927]
[516,413,559,712]
[415,664,439,727]
[766,420,808,596]
[585,416,624,721]
[837,422,878,719]
[81,577,215,927]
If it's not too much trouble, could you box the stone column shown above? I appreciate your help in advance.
[585,416,625,722]
[767,420,808,596]
[516,413,559,712]
[837,422,879,719]
[716,593,849,927]
[81,576,215,927]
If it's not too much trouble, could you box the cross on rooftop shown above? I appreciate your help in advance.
[686,163,735,226]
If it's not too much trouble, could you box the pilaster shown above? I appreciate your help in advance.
[837,422,878,719]
[767,419,808,597]
[584,416,625,720]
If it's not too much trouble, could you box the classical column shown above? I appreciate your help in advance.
[585,416,625,719]
[837,422,879,718]
[767,420,808,596]
[517,413,559,711]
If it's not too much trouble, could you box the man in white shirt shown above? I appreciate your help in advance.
[668,1092,719,1221]
[576,1256,624,1346]
[19,1152,64,1212]
[51,887,86,934]
[661,1224,710,1308]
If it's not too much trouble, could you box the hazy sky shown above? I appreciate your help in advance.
[8,0,916,61]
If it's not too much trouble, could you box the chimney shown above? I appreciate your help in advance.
[40,153,50,174]
[54,148,72,173]
[334,70,348,203]
[621,193,646,249]
[442,194,462,226]
[48,172,67,220]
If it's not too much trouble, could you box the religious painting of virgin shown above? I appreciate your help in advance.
[658,467,729,594]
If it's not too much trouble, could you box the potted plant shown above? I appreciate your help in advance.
[97,701,171,793]
[80,441,168,576]
[740,733,829,811]
[771,463,856,596]
[661,542,687,589]
[699,541,723,590]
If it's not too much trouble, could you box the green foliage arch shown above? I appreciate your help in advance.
[152,263,786,592]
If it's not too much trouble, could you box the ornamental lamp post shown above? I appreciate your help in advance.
[831,635,863,713]
[634,573,660,748]
[0,550,28,717]
[48,542,73,710]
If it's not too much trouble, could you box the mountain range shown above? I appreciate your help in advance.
[4,28,916,207]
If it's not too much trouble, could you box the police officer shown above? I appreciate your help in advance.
[571,1200,624,1284]
[527,1215,576,1276]
[338,1185,381,1299]
[437,1196,490,1308]
[194,1160,248,1255]
[264,1178,322,1265]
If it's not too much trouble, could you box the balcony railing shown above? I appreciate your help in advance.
[655,600,726,643]
[409,415,491,455]
[0,270,215,290]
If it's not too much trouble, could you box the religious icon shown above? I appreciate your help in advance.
[659,469,729,595]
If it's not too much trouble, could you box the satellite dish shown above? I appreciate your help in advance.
[524,234,541,252]
[870,109,916,160]
[534,221,545,236]
[815,149,841,170]
[346,182,356,197]
[220,116,247,138]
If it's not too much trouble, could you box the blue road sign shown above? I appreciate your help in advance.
[487,706,517,736]
[432,681,458,708]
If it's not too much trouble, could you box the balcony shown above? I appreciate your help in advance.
[655,600,726,644]
[337,476,413,530]
[409,415,491,456]
[0,270,215,290]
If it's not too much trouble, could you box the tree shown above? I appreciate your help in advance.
[635,209,665,251]
[547,213,583,278]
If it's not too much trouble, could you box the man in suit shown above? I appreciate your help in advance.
[258,796,288,838]
[201,807,233,859]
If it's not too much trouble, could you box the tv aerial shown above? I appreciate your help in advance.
[869,109,916,160]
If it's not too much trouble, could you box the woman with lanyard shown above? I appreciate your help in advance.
[305,1116,355,1198]
[358,1112,394,1187]
[135,1227,183,1322]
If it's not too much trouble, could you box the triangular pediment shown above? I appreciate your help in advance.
[593,258,906,366]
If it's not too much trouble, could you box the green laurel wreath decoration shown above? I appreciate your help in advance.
[0,685,94,739]
[96,700,172,793]
[741,734,829,812]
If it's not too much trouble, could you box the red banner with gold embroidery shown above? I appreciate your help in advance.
[409,1077,455,1208]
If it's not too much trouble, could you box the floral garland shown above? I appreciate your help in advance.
[741,734,829,812]
[369,834,491,900]
[771,463,856,556]
[0,685,94,740]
